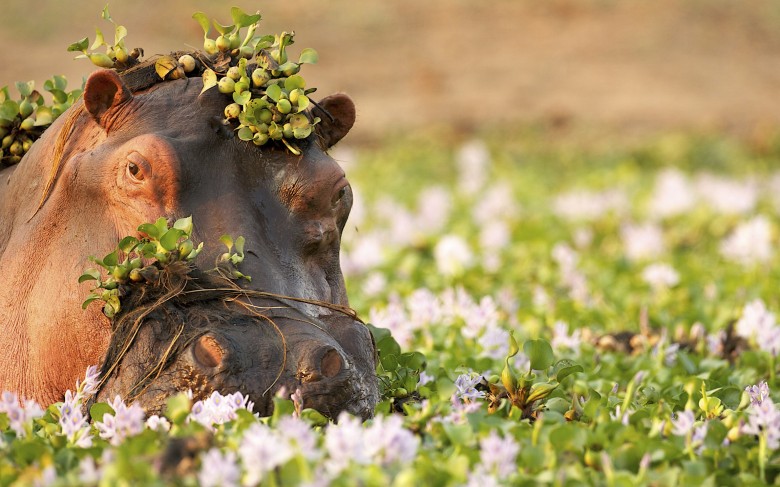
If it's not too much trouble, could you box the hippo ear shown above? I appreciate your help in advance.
[83,69,133,128]
[313,94,356,148]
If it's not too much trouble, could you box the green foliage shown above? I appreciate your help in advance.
[0,76,81,166]
[79,216,249,318]
[193,8,320,155]
[68,5,142,70]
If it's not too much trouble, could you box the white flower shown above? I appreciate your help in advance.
[553,188,627,221]
[642,263,680,290]
[479,327,510,360]
[551,321,582,352]
[472,183,518,223]
[145,415,171,432]
[362,272,387,297]
[695,174,758,215]
[621,222,665,261]
[479,220,511,252]
[416,186,451,234]
[648,168,696,218]
[456,139,491,195]
[434,234,473,276]
[478,430,520,477]
[720,215,773,265]
[341,234,385,276]
[368,296,412,348]
[735,299,776,341]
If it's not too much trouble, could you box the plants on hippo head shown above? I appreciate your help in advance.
[80,216,251,318]
[67,5,143,70]
[192,8,321,155]
[65,6,321,156]
[0,77,82,166]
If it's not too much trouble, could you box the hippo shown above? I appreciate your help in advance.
[0,57,379,418]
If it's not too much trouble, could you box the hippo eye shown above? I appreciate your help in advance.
[125,152,150,182]
[332,186,347,208]
[127,161,143,180]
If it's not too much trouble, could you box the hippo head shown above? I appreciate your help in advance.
[49,66,379,418]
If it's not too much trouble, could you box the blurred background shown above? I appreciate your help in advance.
[1,0,779,143]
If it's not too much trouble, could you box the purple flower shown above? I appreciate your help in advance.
[479,430,520,477]
[671,410,696,437]
[0,391,44,437]
[199,448,240,487]
[417,371,435,387]
[454,373,485,402]
[94,395,145,446]
[746,381,771,407]
[58,391,92,448]
[77,365,101,397]
[324,412,368,473]
[240,423,294,483]
[188,391,255,430]
[742,400,780,449]
[278,416,319,460]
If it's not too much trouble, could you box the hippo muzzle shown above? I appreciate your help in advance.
[91,268,379,420]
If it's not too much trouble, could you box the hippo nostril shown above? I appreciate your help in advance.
[298,346,344,383]
[193,335,224,368]
[320,348,343,378]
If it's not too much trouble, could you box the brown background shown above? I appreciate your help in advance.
[1,0,779,141]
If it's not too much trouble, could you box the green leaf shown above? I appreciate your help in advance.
[67,37,90,52]
[298,48,318,64]
[294,95,309,113]
[219,234,234,252]
[381,354,398,372]
[524,338,555,371]
[201,69,218,94]
[284,75,306,91]
[91,28,106,51]
[235,235,246,255]
[231,7,261,28]
[192,12,210,36]
[118,236,139,253]
[81,294,101,309]
[90,402,115,422]
[48,88,69,104]
[101,4,113,22]
[33,106,53,127]
[101,250,118,268]
[376,335,401,358]
[114,25,127,46]
[137,219,166,240]
[237,126,254,141]
[553,359,584,383]
[78,269,102,283]
[212,20,235,36]
[159,228,185,252]
[173,216,193,235]
[0,100,18,121]
[15,81,33,98]
[233,90,251,106]
[165,392,191,425]
[265,83,282,102]
[155,56,177,80]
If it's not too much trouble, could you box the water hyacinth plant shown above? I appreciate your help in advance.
[1,131,780,484]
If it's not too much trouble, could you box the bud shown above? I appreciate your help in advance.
[178,54,197,73]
